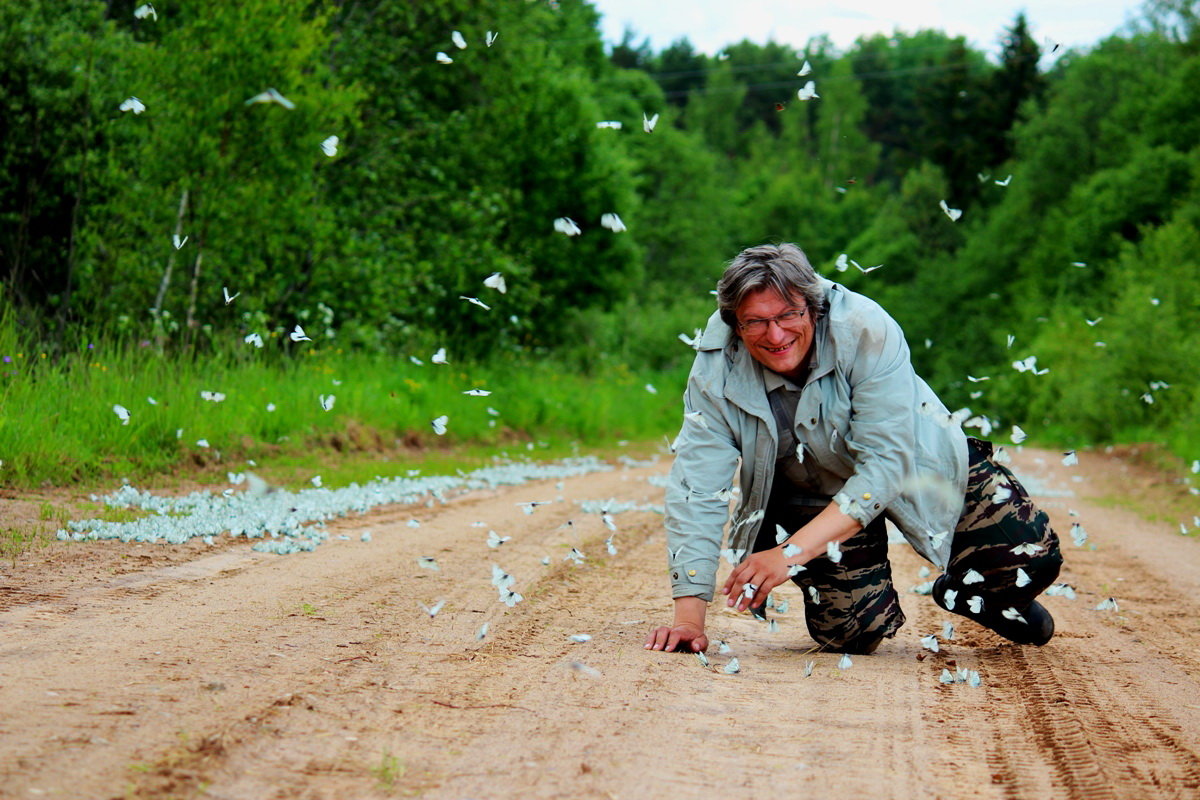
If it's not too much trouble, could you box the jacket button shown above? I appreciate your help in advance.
[810,418,817,425]
[874,503,881,510]
[862,492,872,500]
[672,571,679,580]
[688,569,697,577]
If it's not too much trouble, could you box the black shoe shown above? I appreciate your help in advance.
[932,575,1055,646]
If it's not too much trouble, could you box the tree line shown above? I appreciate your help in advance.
[2,0,1197,455]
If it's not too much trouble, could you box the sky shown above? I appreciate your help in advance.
[589,0,1147,60]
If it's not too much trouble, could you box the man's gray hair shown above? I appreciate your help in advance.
[717,243,826,330]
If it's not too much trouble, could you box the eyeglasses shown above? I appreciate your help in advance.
[737,308,808,335]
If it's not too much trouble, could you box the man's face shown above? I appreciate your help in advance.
[734,288,815,379]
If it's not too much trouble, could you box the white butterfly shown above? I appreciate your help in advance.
[600,212,626,232]
[1015,568,1031,588]
[852,259,883,273]
[721,548,745,565]
[436,52,453,64]
[200,390,226,402]
[644,383,657,394]
[837,653,853,669]
[565,547,585,564]
[939,199,962,222]
[834,253,849,272]
[723,657,740,674]
[196,439,210,448]
[409,355,423,365]
[741,582,757,599]
[807,586,820,604]
[643,112,659,133]
[245,88,295,109]
[173,233,188,249]
[553,217,581,235]
[942,621,955,640]
[967,596,983,614]
[222,286,239,304]
[476,623,489,641]
[602,513,617,532]
[1095,597,1118,612]
[290,325,311,342]
[776,598,790,613]
[716,640,731,655]
[321,135,339,157]
[595,120,622,129]
[491,564,514,590]
[486,30,498,47]
[483,272,507,293]
[992,485,1012,503]
[942,588,958,610]
[487,530,510,548]
[431,415,448,435]
[119,97,146,114]
[1006,334,1016,348]
[146,397,159,406]
[772,524,790,545]
[463,388,491,396]
[1061,450,1078,466]
[977,172,991,182]
[265,403,276,412]
[797,81,818,101]
[1011,425,1028,444]
[1045,583,1075,599]
[417,556,439,571]
[1001,607,1027,623]
[570,633,592,643]
[920,634,940,653]
[311,475,322,487]
[407,519,421,528]
[967,375,990,383]
[826,540,842,563]
[767,619,780,633]
[113,404,131,425]
[319,394,335,411]
[963,569,984,584]
[500,589,523,607]
[605,535,617,555]
[1070,523,1087,546]
[939,668,956,684]
[460,295,491,310]
[1010,542,1044,556]
[1074,261,1088,268]
[797,59,812,76]
[133,3,156,19]
[431,347,448,364]
[994,174,1013,186]
[419,599,446,618]
[451,30,467,49]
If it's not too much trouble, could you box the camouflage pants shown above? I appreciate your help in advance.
[754,438,1062,653]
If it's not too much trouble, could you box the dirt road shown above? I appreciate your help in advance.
[2,447,1199,799]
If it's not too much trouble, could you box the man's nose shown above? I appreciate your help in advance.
[763,320,790,343]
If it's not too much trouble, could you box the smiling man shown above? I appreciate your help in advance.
[645,243,1063,656]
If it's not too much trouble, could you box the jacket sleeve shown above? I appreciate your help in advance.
[834,303,920,528]
[663,355,741,602]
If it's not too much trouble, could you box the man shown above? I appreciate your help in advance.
[645,243,1062,655]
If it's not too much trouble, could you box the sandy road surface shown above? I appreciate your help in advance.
[2,448,1199,799]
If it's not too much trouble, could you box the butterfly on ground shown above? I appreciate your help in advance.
[419,599,447,618]
[486,530,510,548]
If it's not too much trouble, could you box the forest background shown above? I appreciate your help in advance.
[1,0,1197,490]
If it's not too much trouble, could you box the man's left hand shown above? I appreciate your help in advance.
[722,547,791,612]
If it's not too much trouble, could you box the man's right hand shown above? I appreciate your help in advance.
[644,622,709,653]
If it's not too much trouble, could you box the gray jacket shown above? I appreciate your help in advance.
[664,280,968,601]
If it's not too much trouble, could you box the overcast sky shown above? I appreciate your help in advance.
[589,0,1147,59]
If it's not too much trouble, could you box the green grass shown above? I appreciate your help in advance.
[1,526,51,567]
[370,750,405,791]
[0,317,688,488]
